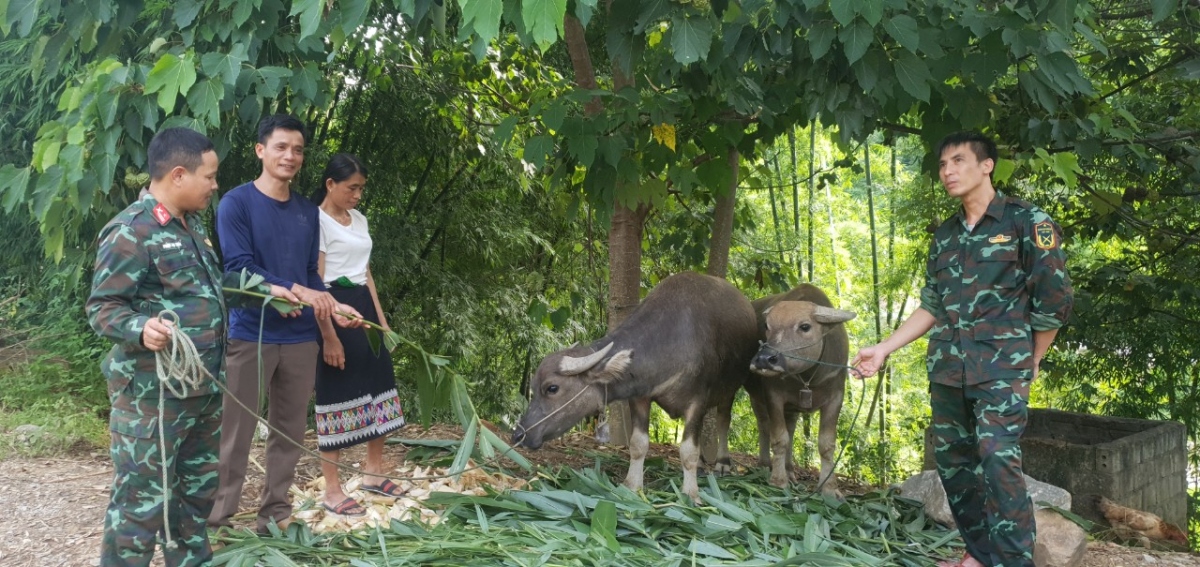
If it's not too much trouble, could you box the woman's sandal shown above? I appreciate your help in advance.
[323,497,366,517]
[361,479,406,498]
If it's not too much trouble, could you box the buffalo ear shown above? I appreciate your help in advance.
[587,349,633,384]
[813,306,856,324]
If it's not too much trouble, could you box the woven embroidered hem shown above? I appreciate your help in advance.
[315,388,406,451]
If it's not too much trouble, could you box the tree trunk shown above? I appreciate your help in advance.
[807,127,816,282]
[700,147,739,463]
[768,149,785,264]
[706,148,739,278]
[789,129,801,281]
[564,9,644,447]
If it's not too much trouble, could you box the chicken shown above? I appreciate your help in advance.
[1095,496,1189,550]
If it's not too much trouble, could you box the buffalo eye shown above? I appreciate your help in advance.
[544,384,559,395]
[799,323,812,332]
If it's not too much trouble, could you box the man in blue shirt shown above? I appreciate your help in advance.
[208,115,360,533]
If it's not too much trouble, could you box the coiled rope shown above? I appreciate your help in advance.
[152,309,212,550]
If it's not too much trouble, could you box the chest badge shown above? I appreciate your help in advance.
[1034,221,1058,250]
[152,203,172,226]
[988,233,1013,244]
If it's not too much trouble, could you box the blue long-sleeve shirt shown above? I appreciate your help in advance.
[217,182,324,343]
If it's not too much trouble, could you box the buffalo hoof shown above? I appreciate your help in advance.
[769,473,789,488]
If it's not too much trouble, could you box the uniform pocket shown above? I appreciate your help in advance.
[152,249,200,275]
[974,248,1019,288]
[925,326,960,382]
[109,406,158,439]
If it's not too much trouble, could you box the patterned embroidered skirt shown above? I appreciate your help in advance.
[315,285,405,451]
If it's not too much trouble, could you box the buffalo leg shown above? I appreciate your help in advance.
[768,399,791,488]
[784,410,801,479]
[748,387,772,468]
[816,399,843,497]
[679,403,708,503]
[709,398,735,475]
[623,397,652,493]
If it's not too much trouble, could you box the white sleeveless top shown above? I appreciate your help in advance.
[318,208,371,286]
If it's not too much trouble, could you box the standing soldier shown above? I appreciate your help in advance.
[852,131,1073,567]
[87,127,298,566]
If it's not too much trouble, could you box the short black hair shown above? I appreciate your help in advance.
[147,127,215,180]
[935,130,998,165]
[257,114,309,144]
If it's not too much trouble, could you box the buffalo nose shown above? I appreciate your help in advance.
[753,351,780,368]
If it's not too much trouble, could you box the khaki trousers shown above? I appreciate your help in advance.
[208,340,318,532]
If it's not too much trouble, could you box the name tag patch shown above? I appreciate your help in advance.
[162,241,183,250]
[988,234,1012,244]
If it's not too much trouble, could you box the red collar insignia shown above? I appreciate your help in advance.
[152,203,172,226]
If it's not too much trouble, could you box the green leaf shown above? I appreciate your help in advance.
[339,0,371,36]
[478,425,532,469]
[522,0,566,50]
[0,0,10,35]
[450,419,479,476]
[289,0,323,41]
[829,0,854,26]
[186,77,224,127]
[524,135,554,170]
[382,330,400,353]
[1151,0,1177,23]
[254,66,293,95]
[670,13,713,65]
[882,14,919,53]
[232,0,255,27]
[590,500,619,552]
[459,0,502,44]
[146,52,198,113]
[173,0,203,27]
[200,45,247,87]
[808,24,835,60]
[838,19,872,65]
[291,62,321,101]
[634,0,670,34]
[687,539,738,559]
[857,0,883,26]
[0,165,31,213]
[893,50,931,102]
[8,0,40,37]
[992,158,1016,185]
[365,327,381,356]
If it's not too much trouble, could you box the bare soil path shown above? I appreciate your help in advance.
[1,425,1195,566]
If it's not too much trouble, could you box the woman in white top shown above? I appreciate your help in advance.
[312,154,406,516]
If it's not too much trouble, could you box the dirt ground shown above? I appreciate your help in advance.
[1,424,1196,567]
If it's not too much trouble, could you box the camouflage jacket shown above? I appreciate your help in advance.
[87,193,260,399]
[920,192,1073,387]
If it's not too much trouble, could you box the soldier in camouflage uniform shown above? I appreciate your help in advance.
[853,131,1073,567]
[87,128,298,567]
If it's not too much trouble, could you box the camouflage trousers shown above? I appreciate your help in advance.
[930,380,1035,567]
[102,392,222,567]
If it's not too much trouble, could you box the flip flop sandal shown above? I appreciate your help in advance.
[323,497,366,517]
[361,479,406,498]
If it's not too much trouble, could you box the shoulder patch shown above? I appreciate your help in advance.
[1034,221,1058,250]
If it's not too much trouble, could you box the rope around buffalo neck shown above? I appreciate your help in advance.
[153,310,212,551]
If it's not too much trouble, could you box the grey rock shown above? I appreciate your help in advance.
[898,470,1072,528]
[1034,508,1087,567]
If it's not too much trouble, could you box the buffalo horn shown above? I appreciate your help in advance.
[813,306,857,324]
[559,342,615,375]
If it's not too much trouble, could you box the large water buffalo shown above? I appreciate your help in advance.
[746,284,855,496]
[513,272,759,502]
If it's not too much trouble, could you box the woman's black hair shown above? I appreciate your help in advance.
[311,153,368,205]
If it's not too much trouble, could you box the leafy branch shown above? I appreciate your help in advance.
[223,271,530,476]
